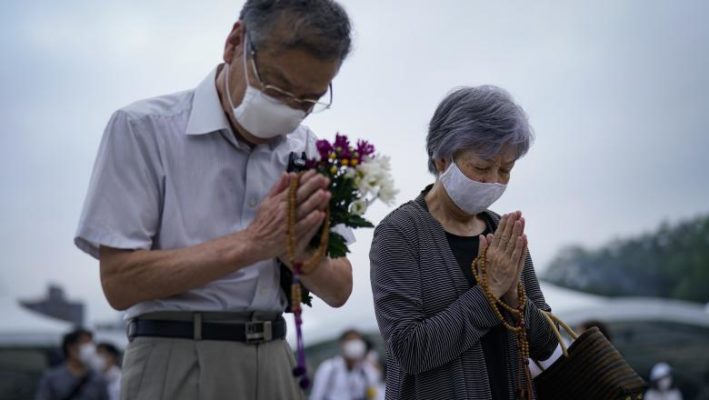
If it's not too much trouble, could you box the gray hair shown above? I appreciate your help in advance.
[426,85,534,175]
[239,0,352,61]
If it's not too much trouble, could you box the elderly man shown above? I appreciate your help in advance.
[75,1,354,399]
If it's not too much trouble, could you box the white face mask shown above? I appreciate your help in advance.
[342,339,366,360]
[78,343,106,371]
[91,355,107,372]
[657,376,672,391]
[439,161,507,215]
[223,44,307,139]
[78,343,96,364]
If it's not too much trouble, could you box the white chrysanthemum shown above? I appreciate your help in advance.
[356,155,397,204]
[358,175,378,196]
[344,167,357,180]
[377,177,399,205]
[349,199,368,216]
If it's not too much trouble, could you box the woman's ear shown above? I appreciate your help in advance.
[434,158,449,175]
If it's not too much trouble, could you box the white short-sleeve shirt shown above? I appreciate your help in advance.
[309,357,383,400]
[75,65,353,318]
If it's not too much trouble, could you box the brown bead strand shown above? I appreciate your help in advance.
[471,248,533,400]
[471,251,526,332]
[286,172,332,388]
[286,174,331,273]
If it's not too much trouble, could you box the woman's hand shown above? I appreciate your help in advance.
[477,211,528,300]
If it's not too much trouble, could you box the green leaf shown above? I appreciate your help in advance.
[327,232,350,258]
[346,214,375,229]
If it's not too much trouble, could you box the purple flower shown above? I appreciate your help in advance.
[339,145,352,160]
[334,133,350,151]
[316,139,333,160]
[356,140,375,160]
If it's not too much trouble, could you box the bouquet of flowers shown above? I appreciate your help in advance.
[286,133,396,388]
[309,133,397,257]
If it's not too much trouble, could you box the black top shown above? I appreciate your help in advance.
[422,201,510,400]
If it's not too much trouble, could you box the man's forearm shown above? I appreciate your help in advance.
[99,230,259,311]
[300,257,352,308]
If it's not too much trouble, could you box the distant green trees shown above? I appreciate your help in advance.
[543,214,709,303]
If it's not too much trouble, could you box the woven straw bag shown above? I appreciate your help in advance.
[533,311,646,400]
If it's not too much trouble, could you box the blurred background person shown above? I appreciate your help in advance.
[645,362,683,400]
[310,329,382,400]
[35,328,108,400]
[96,343,121,400]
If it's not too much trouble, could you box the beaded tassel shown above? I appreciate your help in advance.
[290,263,310,388]
[286,174,331,389]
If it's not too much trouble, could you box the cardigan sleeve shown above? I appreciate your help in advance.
[370,220,501,375]
[521,252,559,361]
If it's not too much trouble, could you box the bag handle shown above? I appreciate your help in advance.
[539,310,579,358]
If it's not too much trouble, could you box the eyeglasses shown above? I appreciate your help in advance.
[246,36,333,113]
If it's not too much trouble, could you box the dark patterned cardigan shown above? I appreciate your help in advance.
[370,193,558,400]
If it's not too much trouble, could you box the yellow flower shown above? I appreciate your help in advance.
[342,159,349,166]
[330,166,338,175]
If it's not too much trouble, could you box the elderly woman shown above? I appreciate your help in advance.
[370,86,558,399]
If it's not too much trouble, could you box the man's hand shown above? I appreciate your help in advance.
[98,170,337,311]
[244,171,331,262]
[99,171,336,310]
[289,170,332,264]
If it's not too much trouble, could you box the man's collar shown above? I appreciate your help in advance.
[185,65,232,137]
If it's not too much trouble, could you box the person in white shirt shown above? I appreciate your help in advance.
[75,0,354,398]
[310,329,383,400]
[645,362,683,400]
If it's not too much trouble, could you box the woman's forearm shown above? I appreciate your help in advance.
[378,285,500,375]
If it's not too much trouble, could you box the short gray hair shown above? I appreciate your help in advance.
[239,0,352,61]
[426,85,534,175]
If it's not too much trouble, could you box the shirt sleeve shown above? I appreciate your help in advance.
[74,110,164,259]
[521,252,560,361]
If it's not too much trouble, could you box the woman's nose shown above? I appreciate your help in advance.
[482,170,498,184]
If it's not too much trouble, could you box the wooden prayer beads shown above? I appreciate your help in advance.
[471,248,534,400]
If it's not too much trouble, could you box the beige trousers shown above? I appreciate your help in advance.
[120,336,304,400]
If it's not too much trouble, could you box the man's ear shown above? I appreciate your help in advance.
[223,21,246,64]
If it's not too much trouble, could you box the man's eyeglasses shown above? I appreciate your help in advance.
[246,36,333,114]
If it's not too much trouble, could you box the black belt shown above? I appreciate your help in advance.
[127,316,286,344]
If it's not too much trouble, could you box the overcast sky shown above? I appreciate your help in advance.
[2,0,708,328]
